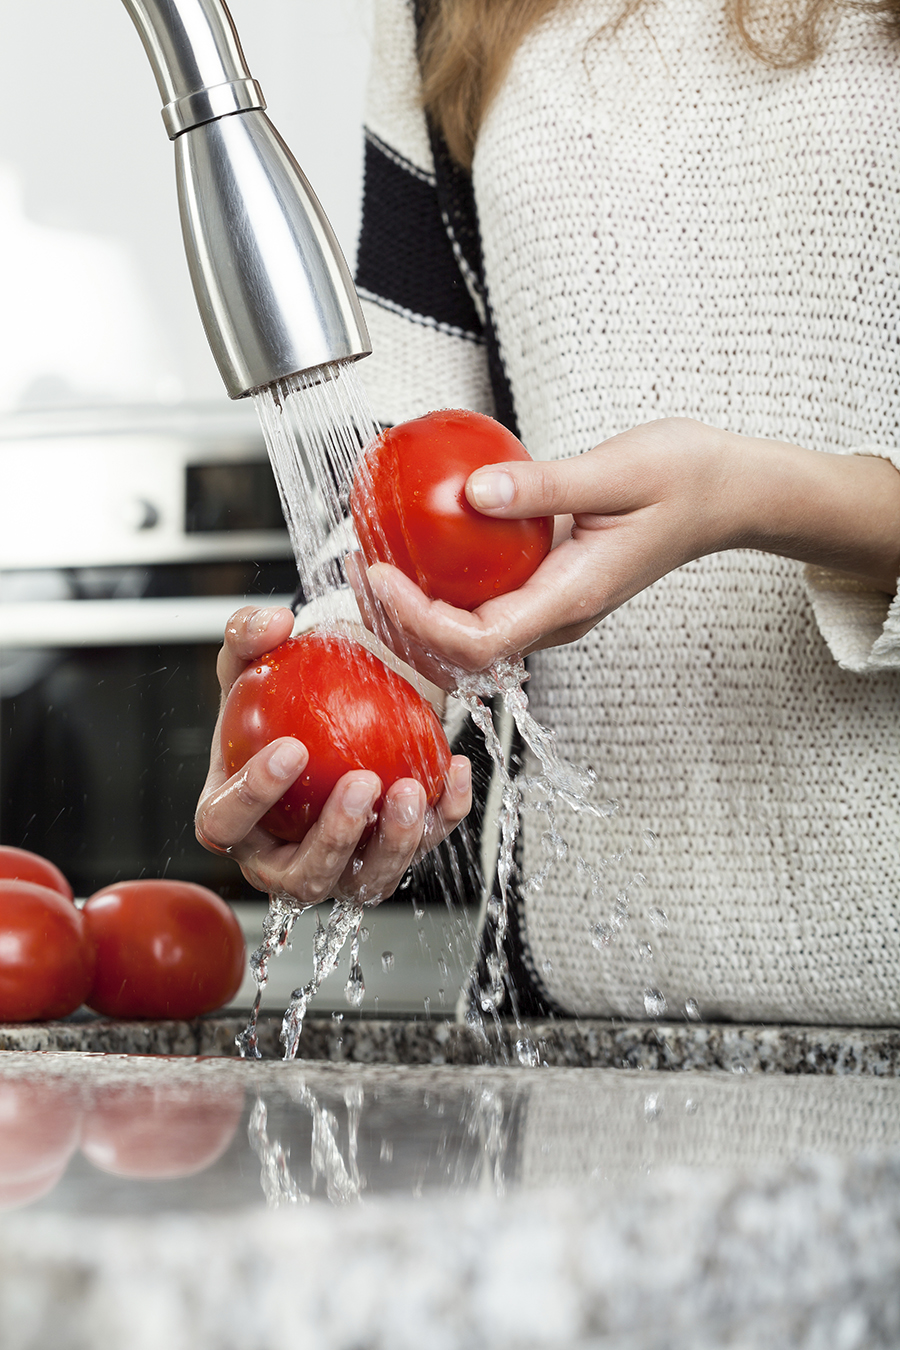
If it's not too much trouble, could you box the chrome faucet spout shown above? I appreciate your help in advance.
[122,0,370,398]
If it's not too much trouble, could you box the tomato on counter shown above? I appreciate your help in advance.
[82,879,246,1020]
[220,630,452,844]
[0,880,95,1022]
[350,408,553,611]
[81,1080,245,1179]
[0,845,73,902]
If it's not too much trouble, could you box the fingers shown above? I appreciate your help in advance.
[464,419,696,522]
[196,737,309,856]
[197,752,473,908]
[418,755,473,858]
[333,754,472,903]
[363,543,598,674]
[216,605,295,695]
[465,450,610,520]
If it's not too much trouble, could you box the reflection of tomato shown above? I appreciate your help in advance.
[0,845,73,902]
[221,631,452,843]
[82,880,246,1020]
[0,881,95,1021]
[0,1075,82,1210]
[350,408,553,611]
[81,1081,244,1180]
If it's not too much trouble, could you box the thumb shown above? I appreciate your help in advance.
[466,455,598,519]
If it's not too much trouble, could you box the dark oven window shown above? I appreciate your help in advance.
[185,460,286,534]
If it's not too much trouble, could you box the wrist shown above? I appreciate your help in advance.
[723,434,900,593]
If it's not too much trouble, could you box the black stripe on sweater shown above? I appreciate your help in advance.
[355,133,485,340]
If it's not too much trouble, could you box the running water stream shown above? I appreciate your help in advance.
[241,360,620,1062]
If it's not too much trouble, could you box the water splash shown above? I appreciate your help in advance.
[248,359,648,1054]
[248,1096,308,1208]
[344,927,366,1008]
[281,901,364,1060]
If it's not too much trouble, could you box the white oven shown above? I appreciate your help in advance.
[0,403,297,899]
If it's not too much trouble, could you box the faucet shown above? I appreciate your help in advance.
[121,0,371,399]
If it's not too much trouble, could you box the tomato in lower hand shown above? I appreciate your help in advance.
[220,630,452,843]
[0,845,73,902]
[0,881,95,1021]
[350,408,553,610]
[82,880,246,1020]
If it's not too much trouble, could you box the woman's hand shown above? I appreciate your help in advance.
[195,606,472,906]
[353,418,900,678]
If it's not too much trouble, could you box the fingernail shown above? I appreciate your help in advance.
[450,760,472,796]
[267,740,305,779]
[389,784,423,827]
[468,470,515,510]
[343,779,378,818]
[249,606,282,636]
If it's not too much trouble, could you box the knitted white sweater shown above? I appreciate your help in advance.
[359,0,900,1024]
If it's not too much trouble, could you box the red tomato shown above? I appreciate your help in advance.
[81,1081,244,1180]
[82,880,246,1020]
[0,1075,82,1210]
[0,881,95,1021]
[0,845,73,902]
[221,631,452,844]
[350,408,553,611]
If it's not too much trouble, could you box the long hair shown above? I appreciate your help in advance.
[418,0,900,169]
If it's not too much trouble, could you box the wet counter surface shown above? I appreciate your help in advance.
[2,1028,900,1350]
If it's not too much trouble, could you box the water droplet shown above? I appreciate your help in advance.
[359,926,370,943]
[639,941,653,960]
[644,1092,662,1121]
[684,1098,699,1115]
[438,957,449,979]
[684,998,701,1021]
[541,959,553,975]
[643,988,667,1017]
[642,829,659,848]
[331,1011,344,1022]
[344,960,365,1008]
[380,1139,393,1163]
[423,996,431,1016]
[413,902,425,920]
[516,1038,539,1067]
[591,922,616,950]
[648,907,668,931]
[381,951,394,972]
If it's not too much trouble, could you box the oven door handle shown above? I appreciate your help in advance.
[0,596,296,647]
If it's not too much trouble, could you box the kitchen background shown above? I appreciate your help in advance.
[0,0,472,1012]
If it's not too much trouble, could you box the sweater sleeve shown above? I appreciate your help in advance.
[803,445,900,673]
[353,0,494,427]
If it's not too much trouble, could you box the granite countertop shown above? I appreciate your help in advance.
[2,1019,900,1349]
[3,1011,900,1075]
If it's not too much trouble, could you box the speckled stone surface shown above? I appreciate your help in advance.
[2,1052,900,1350]
[2,1014,900,1074]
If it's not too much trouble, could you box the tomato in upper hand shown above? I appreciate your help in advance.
[220,630,451,843]
[82,879,246,1020]
[0,881,95,1022]
[0,845,73,902]
[81,1080,245,1180]
[350,408,553,611]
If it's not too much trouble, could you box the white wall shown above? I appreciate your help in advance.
[0,0,373,410]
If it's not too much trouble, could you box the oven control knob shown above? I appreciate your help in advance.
[127,499,160,531]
